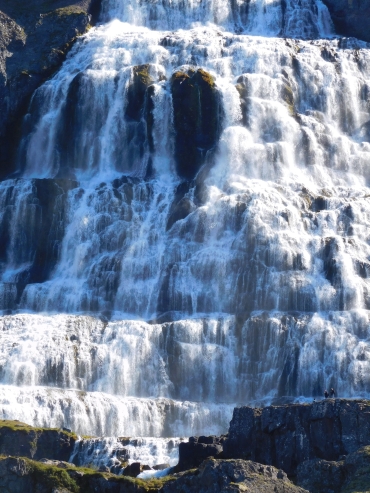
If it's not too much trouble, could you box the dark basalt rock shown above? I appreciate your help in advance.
[296,458,346,493]
[0,178,77,309]
[322,0,370,43]
[0,420,76,461]
[122,461,144,477]
[161,458,308,493]
[171,68,221,180]
[0,0,102,178]
[297,445,370,493]
[166,181,196,231]
[125,64,154,122]
[223,399,370,477]
[176,435,226,471]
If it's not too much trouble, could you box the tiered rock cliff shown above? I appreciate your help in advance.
[0,0,101,177]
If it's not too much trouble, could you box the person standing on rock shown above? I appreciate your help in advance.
[330,388,335,398]
[324,389,329,398]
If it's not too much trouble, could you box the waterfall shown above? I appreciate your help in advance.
[0,0,370,446]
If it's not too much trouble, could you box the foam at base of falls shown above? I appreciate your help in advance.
[0,384,233,437]
[70,436,186,471]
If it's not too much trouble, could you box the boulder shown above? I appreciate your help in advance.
[171,68,221,180]
[122,461,142,477]
[176,435,225,472]
[161,458,309,493]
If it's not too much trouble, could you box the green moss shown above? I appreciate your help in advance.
[196,68,216,88]
[171,71,191,83]
[133,64,154,86]
[29,460,79,492]
[0,419,77,440]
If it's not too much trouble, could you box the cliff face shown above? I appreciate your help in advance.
[0,0,101,178]
[223,399,370,476]
[322,0,370,42]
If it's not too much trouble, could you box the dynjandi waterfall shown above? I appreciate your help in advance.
[0,0,369,448]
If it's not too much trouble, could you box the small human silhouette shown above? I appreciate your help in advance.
[324,389,329,398]
[330,388,335,398]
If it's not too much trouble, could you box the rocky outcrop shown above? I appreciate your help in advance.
[0,0,101,178]
[0,455,170,493]
[161,458,308,493]
[0,420,76,461]
[171,68,221,180]
[297,445,370,493]
[222,399,370,476]
[176,435,225,471]
[323,0,370,43]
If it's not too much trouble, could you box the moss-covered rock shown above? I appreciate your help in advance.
[0,455,175,493]
[0,419,77,461]
[171,68,221,180]
[125,64,154,122]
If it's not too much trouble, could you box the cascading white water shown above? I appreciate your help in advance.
[0,0,370,459]
[70,435,186,471]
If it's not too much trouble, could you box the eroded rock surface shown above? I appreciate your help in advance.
[162,459,308,493]
[297,445,370,493]
[223,399,370,476]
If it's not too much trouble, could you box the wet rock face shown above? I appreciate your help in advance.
[322,0,370,42]
[223,399,370,477]
[0,420,76,461]
[56,63,158,176]
[161,458,308,493]
[171,68,221,180]
[176,435,225,471]
[0,178,77,308]
[125,64,154,122]
[0,0,101,178]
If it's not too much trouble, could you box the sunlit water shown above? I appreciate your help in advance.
[0,0,370,469]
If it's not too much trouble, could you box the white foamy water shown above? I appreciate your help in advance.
[0,0,369,456]
[70,435,186,471]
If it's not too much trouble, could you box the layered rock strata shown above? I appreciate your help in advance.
[223,399,370,476]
